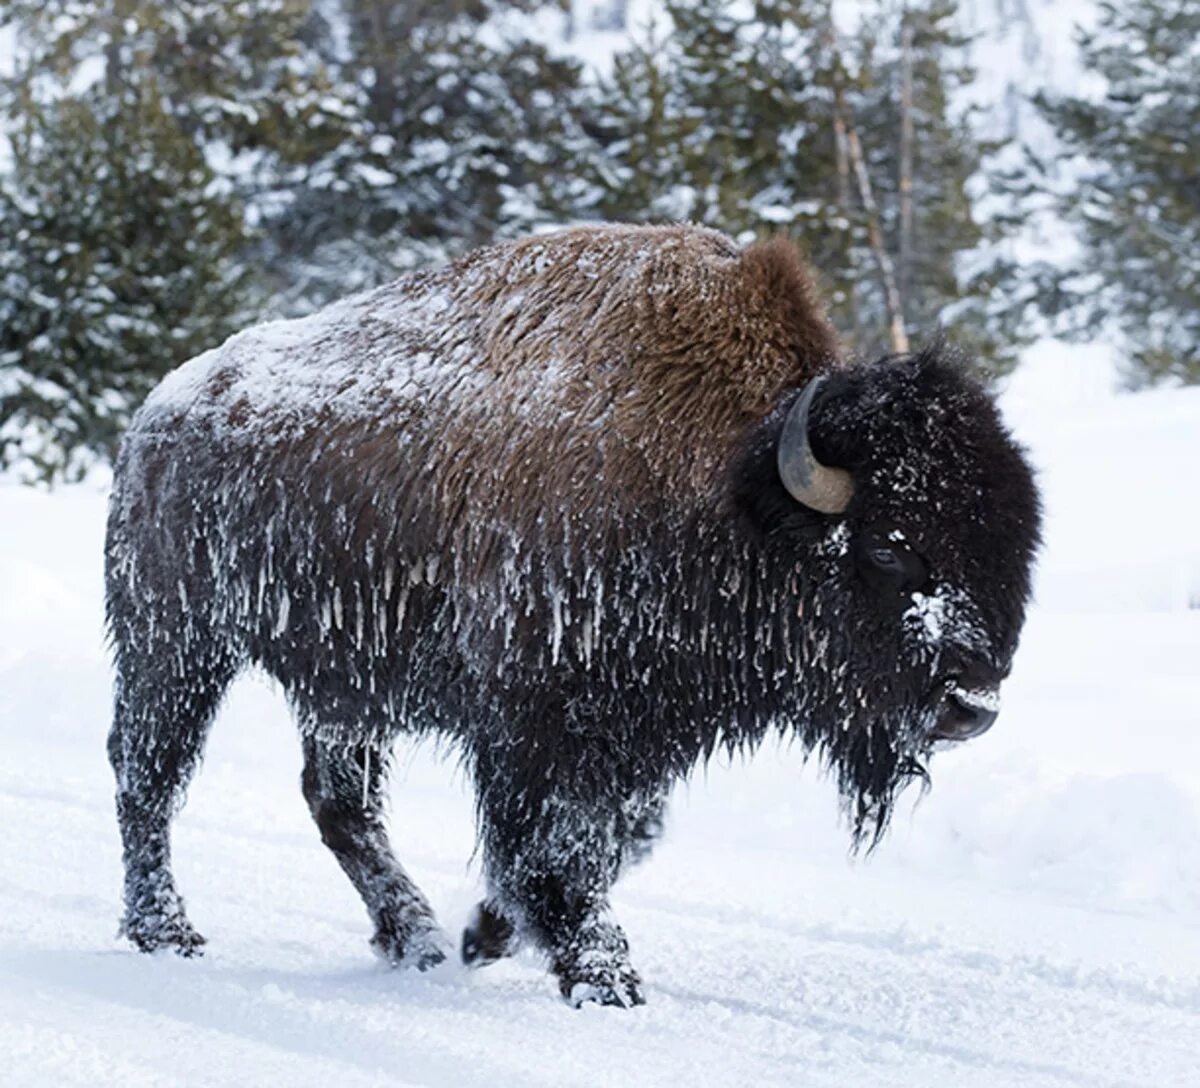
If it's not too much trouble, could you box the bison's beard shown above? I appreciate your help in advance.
[814,697,934,850]
[789,636,940,850]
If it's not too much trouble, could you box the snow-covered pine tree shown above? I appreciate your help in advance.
[261,1,582,312]
[842,0,1026,375]
[0,86,248,482]
[1036,0,1199,386]
[1,0,336,158]
[564,0,858,326]
[0,0,343,480]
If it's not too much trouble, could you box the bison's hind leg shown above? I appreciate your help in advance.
[461,898,519,968]
[108,637,240,956]
[300,734,449,970]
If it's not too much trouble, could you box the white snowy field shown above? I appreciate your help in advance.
[2,354,1199,1087]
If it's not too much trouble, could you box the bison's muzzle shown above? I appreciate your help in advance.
[930,676,1002,741]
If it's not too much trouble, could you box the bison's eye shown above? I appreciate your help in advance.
[855,529,928,593]
[870,546,902,572]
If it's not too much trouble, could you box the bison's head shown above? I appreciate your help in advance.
[736,344,1041,843]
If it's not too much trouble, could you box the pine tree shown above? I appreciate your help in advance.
[575,2,842,232]
[2,0,334,155]
[1037,0,1199,386]
[262,1,583,312]
[0,1,279,481]
[565,1,859,324]
[843,1,1025,373]
[0,86,249,482]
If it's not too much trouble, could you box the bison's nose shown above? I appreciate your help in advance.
[932,685,999,741]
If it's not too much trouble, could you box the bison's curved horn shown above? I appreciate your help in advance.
[777,377,854,515]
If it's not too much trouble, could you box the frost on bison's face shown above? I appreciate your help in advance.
[733,346,1041,842]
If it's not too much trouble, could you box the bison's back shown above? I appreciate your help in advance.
[126,223,835,502]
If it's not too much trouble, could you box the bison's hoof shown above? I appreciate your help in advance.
[121,911,206,957]
[555,946,645,1009]
[461,901,518,968]
[371,919,449,971]
[560,969,645,1009]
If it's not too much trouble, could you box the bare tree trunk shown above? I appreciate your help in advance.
[831,88,865,345]
[105,0,133,99]
[825,22,860,344]
[846,125,910,354]
[833,91,852,212]
[898,11,915,316]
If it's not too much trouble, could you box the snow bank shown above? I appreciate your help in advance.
[1005,341,1200,613]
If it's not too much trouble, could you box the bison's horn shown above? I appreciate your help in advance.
[777,377,854,515]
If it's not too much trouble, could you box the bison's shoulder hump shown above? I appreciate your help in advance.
[129,225,839,460]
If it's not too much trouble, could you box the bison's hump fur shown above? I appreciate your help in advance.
[135,223,838,536]
[105,223,1040,1007]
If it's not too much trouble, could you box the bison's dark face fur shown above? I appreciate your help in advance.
[733,345,1040,841]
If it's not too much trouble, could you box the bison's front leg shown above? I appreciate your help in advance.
[463,791,667,974]
[491,824,642,1007]
[475,760,654,1007]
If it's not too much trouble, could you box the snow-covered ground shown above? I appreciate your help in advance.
[2,349,1198,1086]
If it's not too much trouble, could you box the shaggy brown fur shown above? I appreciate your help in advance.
[285,225,845,572]
[453,225,840,503]
[134,223,844,597]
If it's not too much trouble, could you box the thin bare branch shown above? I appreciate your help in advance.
[899,11,914,312]
[846,124,910,354]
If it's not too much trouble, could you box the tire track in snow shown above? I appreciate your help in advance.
[626,891,1200,1016]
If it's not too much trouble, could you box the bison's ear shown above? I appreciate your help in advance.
[777,377,854,515]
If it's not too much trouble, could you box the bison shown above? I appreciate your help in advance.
[106,223,1040,1007]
